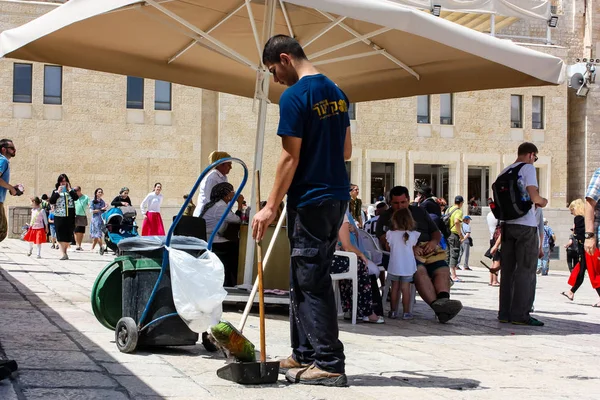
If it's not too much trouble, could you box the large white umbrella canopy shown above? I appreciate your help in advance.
[0,0,565,286]
[0,0,564,103]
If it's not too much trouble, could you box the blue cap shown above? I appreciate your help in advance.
[463,215,472,220]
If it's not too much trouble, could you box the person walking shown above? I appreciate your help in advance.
[193,151,232,217]
[73,186,89,251]
[457,215,473,271]
[140,183,165,236]
[48,206,57,249]
[89,188,107,252]
[111,187,132,207]
[583,169,600,307]
[23,197,48,258]
[496,142,547,326]
[252,35,351,387]
[447,196,465,282]
[537,219,555,275]
[485,202,501,286]
[0,139,22,243]
[0,139,20,381]
[49,174,79,260]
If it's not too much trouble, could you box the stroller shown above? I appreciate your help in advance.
[100,206,138,255]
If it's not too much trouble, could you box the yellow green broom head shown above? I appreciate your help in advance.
[210,320,256,362]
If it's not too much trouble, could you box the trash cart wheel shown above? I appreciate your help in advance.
[115,317,138,353]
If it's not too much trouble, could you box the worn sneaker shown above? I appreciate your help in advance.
[27,249,32,257]
[387,311,398,319]
[278,356,310,374]
[512,317,544,326]
[285,364,348,387]
[402,312,414,320]
[430,298,463,324]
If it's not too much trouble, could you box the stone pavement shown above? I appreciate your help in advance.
[0,238,599,400]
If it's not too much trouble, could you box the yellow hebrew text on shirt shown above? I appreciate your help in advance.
[312,99,347,120]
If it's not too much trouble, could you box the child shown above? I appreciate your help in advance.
[48,205,57,249]
[23,197,49,258]
[385,208,420,320]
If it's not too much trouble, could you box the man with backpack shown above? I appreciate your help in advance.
[492,142,547,326]
[446,196,465,282]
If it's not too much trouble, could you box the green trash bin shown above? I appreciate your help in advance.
[91,256,129,330]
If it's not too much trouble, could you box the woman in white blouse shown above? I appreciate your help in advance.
[193,151,232,217]
[200,182,244,287]
[140,183,165,236]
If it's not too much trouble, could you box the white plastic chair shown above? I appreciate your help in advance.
[331,251,358,325]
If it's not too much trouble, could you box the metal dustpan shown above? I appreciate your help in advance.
[217,360,279,384]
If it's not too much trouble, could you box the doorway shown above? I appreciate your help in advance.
[467,166,490,215]
[414,164,449,202]
[371,162,395,203]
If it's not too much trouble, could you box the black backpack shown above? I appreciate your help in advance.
[491,163,532,221]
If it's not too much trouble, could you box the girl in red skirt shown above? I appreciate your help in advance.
[140,183,165,236]
[24,197,49,258]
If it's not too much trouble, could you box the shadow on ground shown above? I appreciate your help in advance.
[0,265,203,399]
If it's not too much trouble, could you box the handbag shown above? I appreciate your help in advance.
[468,237,473,247]
[75,215,88,227]
[415,242,447,264]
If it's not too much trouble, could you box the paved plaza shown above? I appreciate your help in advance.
[0,238,599,399]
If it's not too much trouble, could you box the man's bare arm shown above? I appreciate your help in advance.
[527,186,547,207]
[585,197,597,254]
[0,178,15,195]
[252,136,302,240]
[344,126,352,161]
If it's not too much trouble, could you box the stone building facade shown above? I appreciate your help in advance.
[0,0,593,254]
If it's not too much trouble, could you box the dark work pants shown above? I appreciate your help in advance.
[499,224,538,323]
[287,200,347,374]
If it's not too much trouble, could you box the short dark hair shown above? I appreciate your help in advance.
[518,142,538,156]
[0,139,13,149]
[262,35,307,65]
[389,186,410,202]
[376,202,387,209]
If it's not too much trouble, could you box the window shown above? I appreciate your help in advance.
[155,80,172,111]
[348,103,356,120]
[440,93,453,125]
[417,95,430,124]
[127,76,144,109]
[43,65,62,105]
[13,63,32,103]
[510,95,522,128]
[532,96,544,129]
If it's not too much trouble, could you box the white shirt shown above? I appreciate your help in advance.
[386,230,420,277]
[486,211,498,240]
[194,170,227,217]
[140,192,163,214]
[501,162,538,228]
[203,200,241,243]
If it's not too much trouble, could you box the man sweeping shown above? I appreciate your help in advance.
[252,35,351,387]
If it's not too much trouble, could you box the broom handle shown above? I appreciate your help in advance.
[255,171,267,364]
[237,205,286,332]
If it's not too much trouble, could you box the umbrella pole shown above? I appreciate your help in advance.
[242,0,277,288]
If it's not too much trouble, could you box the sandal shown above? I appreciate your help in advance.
[362,316,385,324]
[451,277,463,282]
[592,303,600,308]
[561,292,574,301]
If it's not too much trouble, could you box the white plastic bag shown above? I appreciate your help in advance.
[168,246,227,333]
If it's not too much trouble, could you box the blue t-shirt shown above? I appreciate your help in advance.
[0,155,10,203]
[277,74,350,207]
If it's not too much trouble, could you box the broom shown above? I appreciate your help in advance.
[209,170,264,363]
